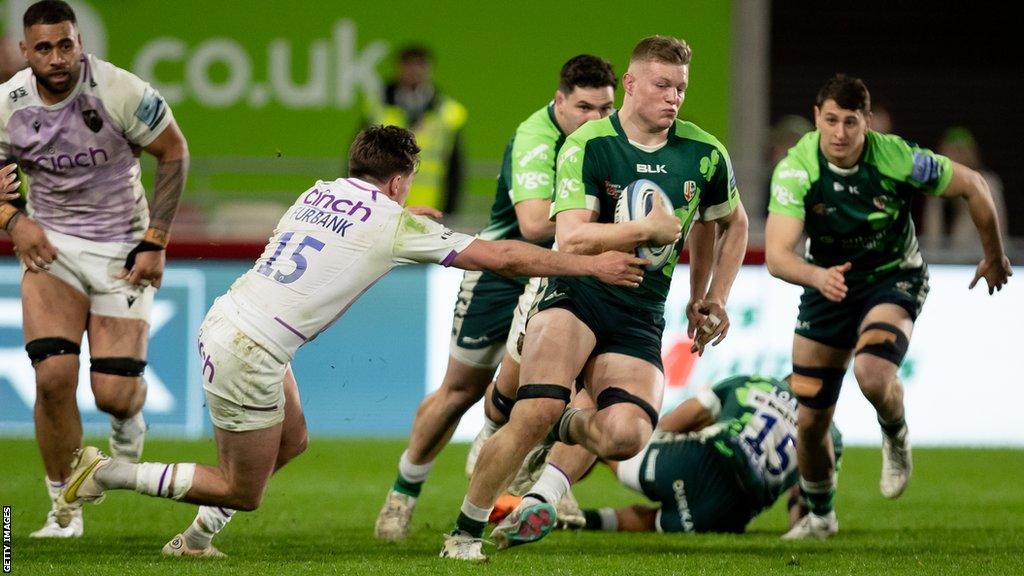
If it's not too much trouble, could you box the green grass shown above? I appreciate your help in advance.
[3,438,1023,575]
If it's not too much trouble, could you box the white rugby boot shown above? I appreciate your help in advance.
[30,508,83,538]
[781,511,839,540]
[880,424,912,499]
[56,446,111,526]
[374,490,416,540]
[439,530,487,561]
[491,501,557,550]
[555,489,585,530]
[162,533,227,558]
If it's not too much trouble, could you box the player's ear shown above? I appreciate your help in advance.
[865,111,873,130]
[813,106,821,125]
[623,72,635,96]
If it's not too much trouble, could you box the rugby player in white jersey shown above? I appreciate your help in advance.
[55,124,647,556]
[0,0,188,538]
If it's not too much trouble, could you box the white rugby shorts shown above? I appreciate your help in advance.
[24,228,155,321]
[198,303,288,432]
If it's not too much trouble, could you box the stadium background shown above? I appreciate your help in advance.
[1,0,1021,445]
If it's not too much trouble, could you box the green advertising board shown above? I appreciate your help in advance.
[3,0,731,230]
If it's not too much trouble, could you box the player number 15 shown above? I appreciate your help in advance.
[256,232,325,284]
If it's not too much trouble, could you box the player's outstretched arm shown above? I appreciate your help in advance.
[941,161,1012,294]
[451,238,647,287]
[119,121,190,288]
[766,213,849,302]
[609,505,658,532]
[656,397,715,434]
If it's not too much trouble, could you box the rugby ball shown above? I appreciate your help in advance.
[614,179,676,271]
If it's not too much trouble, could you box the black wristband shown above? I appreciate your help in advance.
[124,240,164,270]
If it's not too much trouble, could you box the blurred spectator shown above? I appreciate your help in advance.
[362,45,467,214]
[923,127,1007,248]
[763,115,813,216]
[871,102,893,134]
[0,35,26,82]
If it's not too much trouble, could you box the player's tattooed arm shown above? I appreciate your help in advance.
[143,120,190,235]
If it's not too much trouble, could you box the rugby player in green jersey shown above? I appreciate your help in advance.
[574,375,842,535]
[442,36,749,560]
[766,74,1011,540]
[374,55,619,540]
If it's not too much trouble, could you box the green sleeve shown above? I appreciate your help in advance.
[552,135,600,217]
[768,155,810,220]
[870,133,954,196]
[698,144,740,221]
[710,375,751,406]
[510,128,558,204]
[830,424,844,465]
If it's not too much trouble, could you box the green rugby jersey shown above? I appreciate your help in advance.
[478,103,564,246]
[699,375,843,514]
[552,112,739,313]
[769,130,953,277]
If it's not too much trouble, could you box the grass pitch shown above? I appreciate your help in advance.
[3,438,1023,575]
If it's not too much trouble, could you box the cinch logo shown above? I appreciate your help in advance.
[35,147,109,171]
[637,164,666,174]
[302,188,372,221]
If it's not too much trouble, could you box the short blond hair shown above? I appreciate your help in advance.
[630,36,692,66]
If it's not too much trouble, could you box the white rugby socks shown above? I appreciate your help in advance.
[96,460,195,500]
[523,464,570,507]
[183,506,235,550]
[398,450,434,485]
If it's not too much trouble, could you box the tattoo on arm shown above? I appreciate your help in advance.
[149,156,188,233]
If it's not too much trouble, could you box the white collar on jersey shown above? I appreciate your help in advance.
[826,161,859,177]
[627,137,668,153]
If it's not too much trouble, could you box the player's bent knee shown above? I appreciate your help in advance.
[280,430,309,463]
[227,490,264,512]
[599,422,650,461]
[595,387,659,428]
[93,390,141,418]
[26,337,81,366]
[441,385,486,412]
[514,384,570,425]
[791,365,845,409]
[491,386,516,420]
[91,357,147,377]
[854,322,909,366]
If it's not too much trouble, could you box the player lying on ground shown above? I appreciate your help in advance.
[489,375,841,541]
[55,125,647,557]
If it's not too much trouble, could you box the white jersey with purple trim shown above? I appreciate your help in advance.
[217,177,475,361]
[0,55,173,242]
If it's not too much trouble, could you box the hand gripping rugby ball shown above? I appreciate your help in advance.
[614,178,676,271]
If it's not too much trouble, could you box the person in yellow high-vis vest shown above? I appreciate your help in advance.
[364,45,467,214]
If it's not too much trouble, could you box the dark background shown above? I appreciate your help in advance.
[770,1,1022,236]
